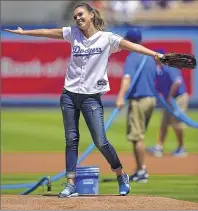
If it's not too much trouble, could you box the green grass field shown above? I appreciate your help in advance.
[2,174,198,202]
[1,108,198,153]
[1,108,198,201]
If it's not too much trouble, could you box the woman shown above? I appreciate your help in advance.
[5,3,163,197]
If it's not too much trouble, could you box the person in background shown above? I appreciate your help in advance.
[156,0,171,9]
[107,1,141,24]
[147,49,189,157]
[140,0,154,10]
[116,28,157,183]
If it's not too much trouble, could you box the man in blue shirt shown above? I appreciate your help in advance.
[147,49,189,157]
[116,28,157,183]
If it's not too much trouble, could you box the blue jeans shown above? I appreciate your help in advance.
[60,89,122,178]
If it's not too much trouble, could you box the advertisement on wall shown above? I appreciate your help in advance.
[1,40,193,99]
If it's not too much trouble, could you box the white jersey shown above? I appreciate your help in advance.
[62,26,123,94]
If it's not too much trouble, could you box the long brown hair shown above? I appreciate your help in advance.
[74,3,105,31]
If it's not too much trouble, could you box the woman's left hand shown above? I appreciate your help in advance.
[154,53,164,61]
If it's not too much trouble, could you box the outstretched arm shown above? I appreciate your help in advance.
[4,27,63,39]
[119,39,163,59]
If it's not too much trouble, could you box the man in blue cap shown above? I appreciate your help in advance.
[147,49,189,157]
[116,28,157,183]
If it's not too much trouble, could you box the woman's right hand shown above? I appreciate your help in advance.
[4,27,24,35]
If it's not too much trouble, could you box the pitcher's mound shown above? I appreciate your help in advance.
[2,195,198,210]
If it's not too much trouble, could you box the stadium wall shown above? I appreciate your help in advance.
[1,25,198,108]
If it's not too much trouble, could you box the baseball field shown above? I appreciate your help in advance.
[1,108,198,210]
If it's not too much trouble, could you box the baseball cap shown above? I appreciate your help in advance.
[124,28,142,44]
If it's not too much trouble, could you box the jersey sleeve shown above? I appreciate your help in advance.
[62,26,72,42]
[123,53,139,78]
[109,33,123,54]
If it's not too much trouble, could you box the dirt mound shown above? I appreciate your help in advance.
[2,195,198,210]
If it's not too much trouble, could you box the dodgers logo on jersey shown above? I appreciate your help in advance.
[72,45,103,58]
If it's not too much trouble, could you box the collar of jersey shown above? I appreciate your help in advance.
[81,30,102,40]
